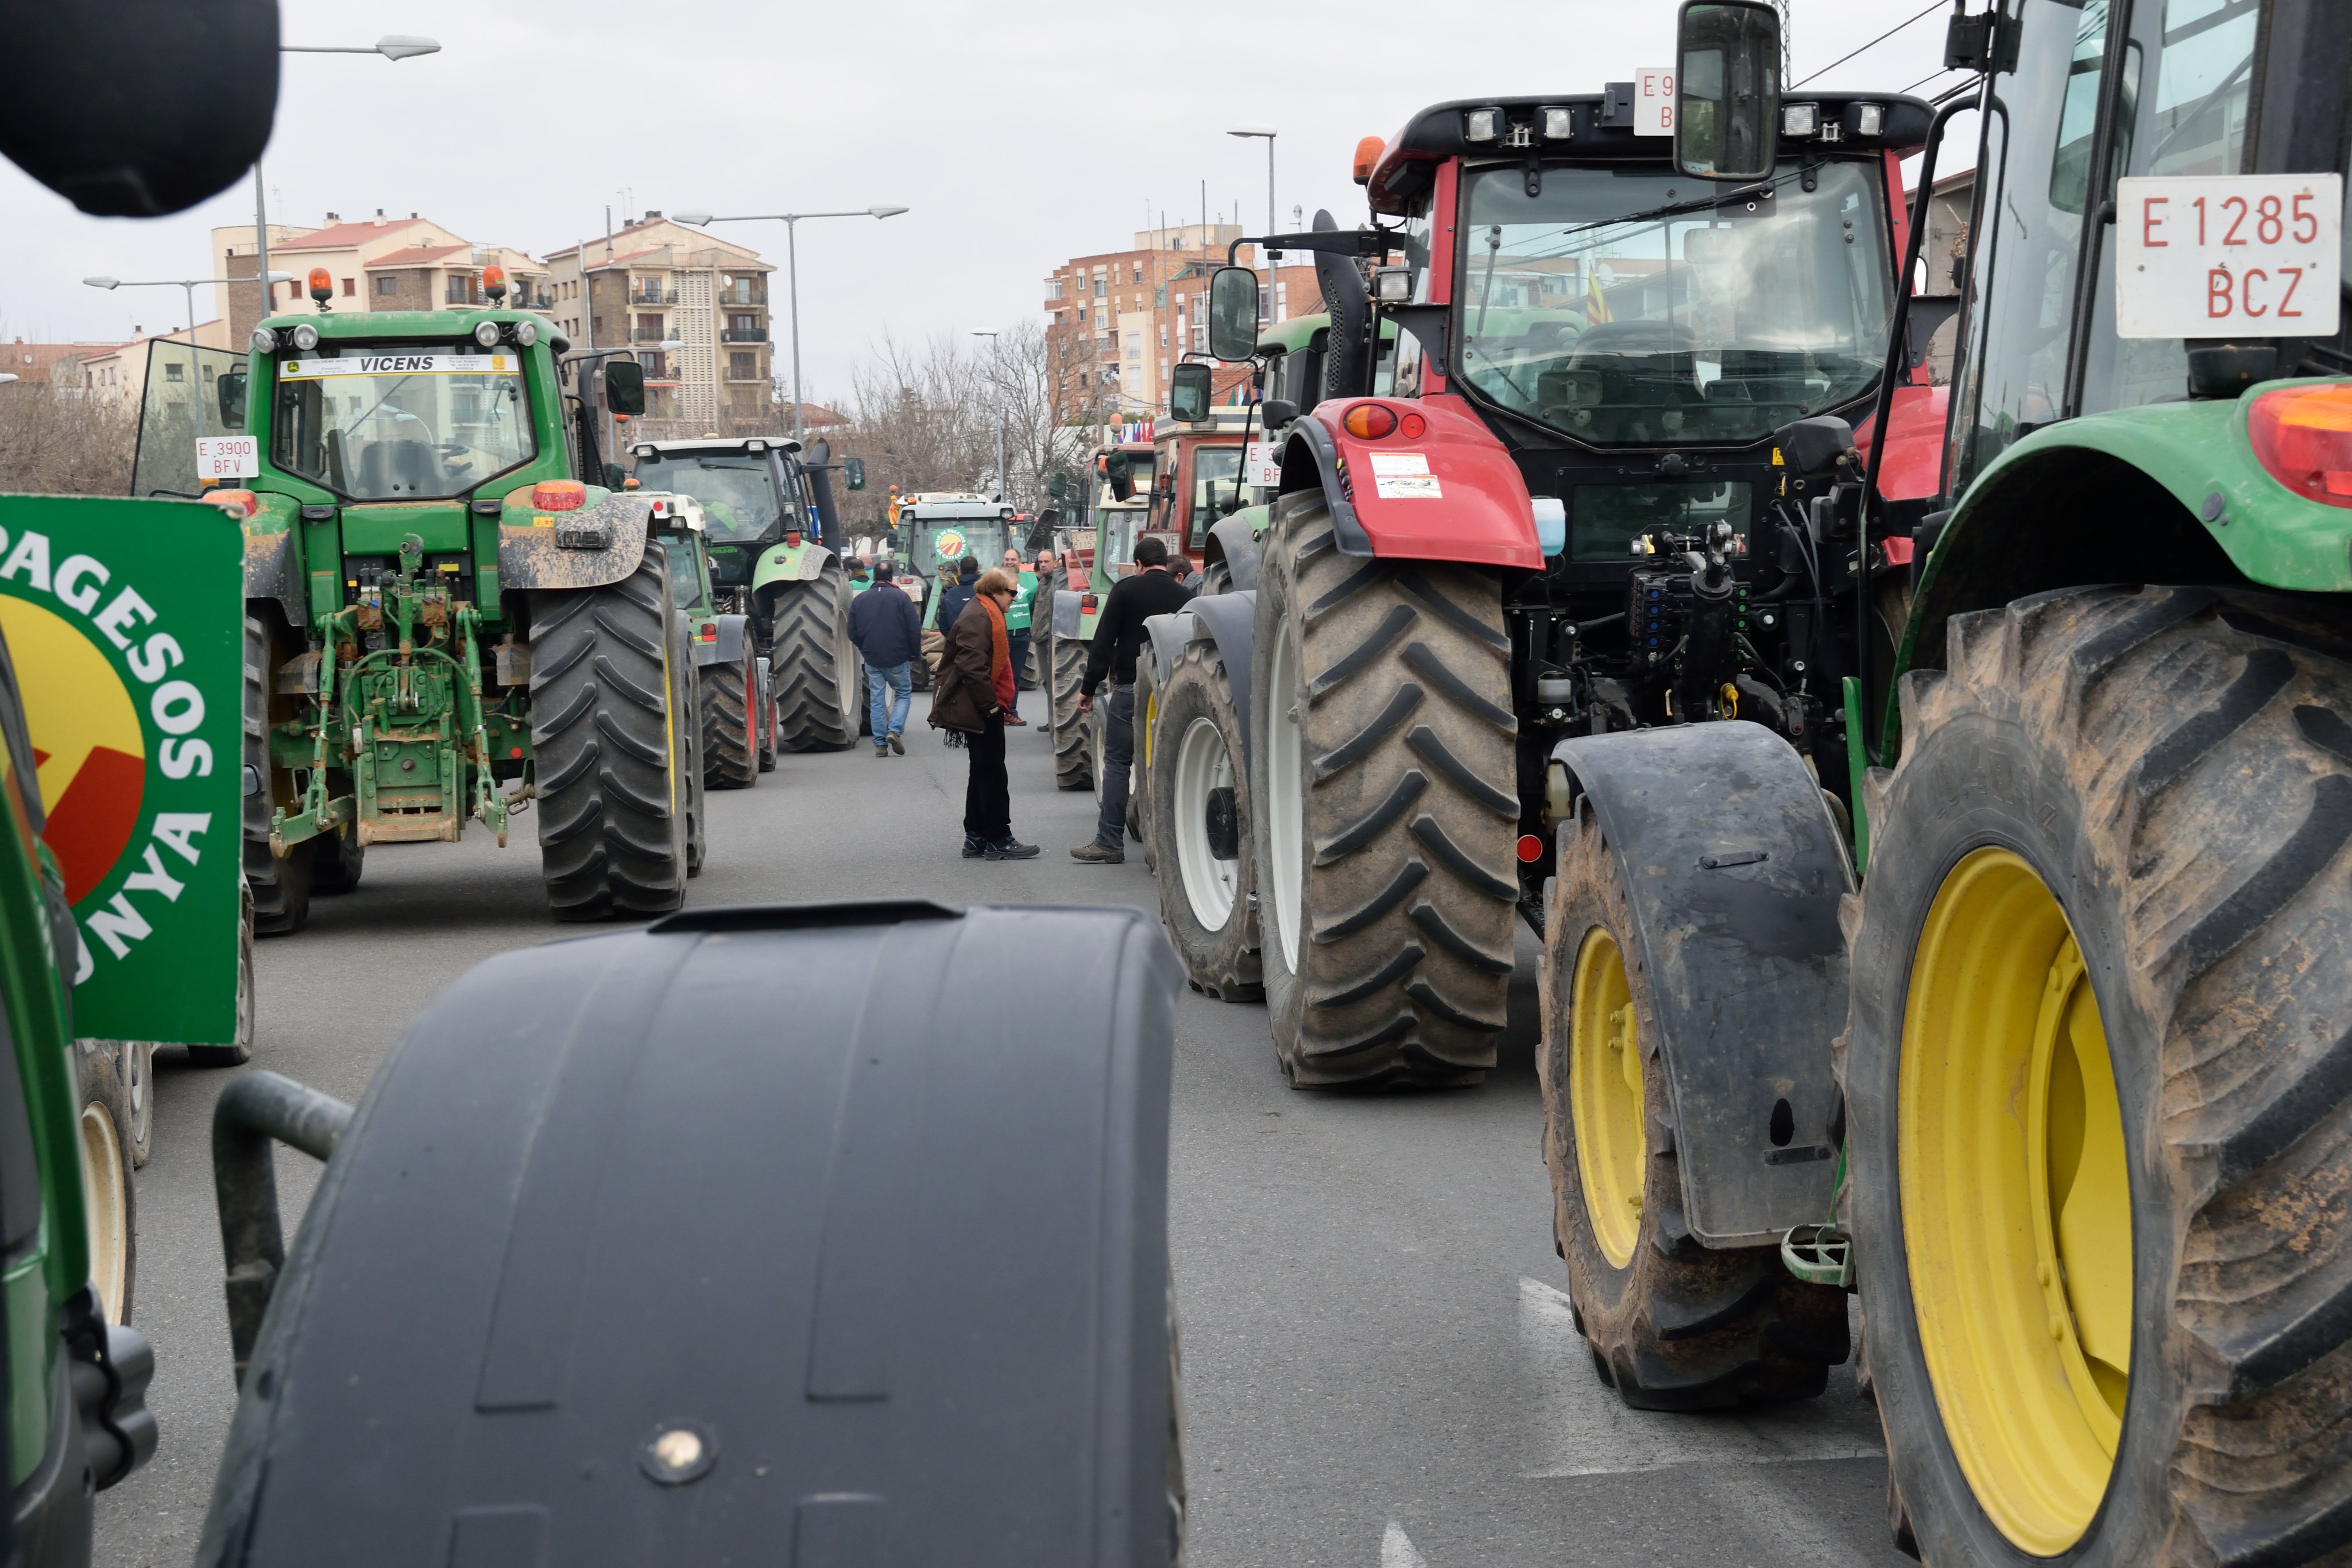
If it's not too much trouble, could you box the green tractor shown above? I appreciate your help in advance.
[901,496,1020,692]
[227,280,709,926]
[1525,3,2352,1563]
[1043,450,1155,791]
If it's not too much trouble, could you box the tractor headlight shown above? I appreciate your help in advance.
[1782,103,1820,138]
[512,319,538,347]
[250,326,278,354]
[289,323,320,351]
[1540,106,1575,141]
[1850,102,1886,137]
[473,320,502,349]
[1464,107,1500,143]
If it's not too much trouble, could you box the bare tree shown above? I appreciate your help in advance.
[0,382,138,496]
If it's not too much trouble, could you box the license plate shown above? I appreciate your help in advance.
[2114,173,2341,339]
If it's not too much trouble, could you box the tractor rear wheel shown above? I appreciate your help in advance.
[243,613,311,935]
[1847,585,2352,1565]
[1147,639,1261,1000]
[1051,632,1094,791]
[1248,495,1515,1087]
[769,567,861,751]
[308,822,363,893]
[1540,812,1848,1408]
[701,649,758,789]
[76,1040,134,1323]
[529,550,690,919]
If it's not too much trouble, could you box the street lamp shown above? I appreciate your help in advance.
[671,206,910,444]
[84,272,294,438]
[970,328,1004,503]
[258,38,442,324]
[1228,126,1278,251]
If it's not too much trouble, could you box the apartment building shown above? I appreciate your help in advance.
[543,215,777,433]
[1043,223,1325,423]
[211,212,555,345]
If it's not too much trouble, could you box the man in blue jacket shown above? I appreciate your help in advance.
[849,559,923,756]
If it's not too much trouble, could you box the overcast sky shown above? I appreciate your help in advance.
[1,0,1964,404]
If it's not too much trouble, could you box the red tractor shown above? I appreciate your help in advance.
[1167,74,1950,1094]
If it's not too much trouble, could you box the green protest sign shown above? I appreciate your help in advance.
[0,495,242,1043]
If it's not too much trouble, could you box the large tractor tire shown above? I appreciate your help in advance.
[529,550,691,919]
[769,567,861,751]
[1147,640,1261,1001]
[1051,632,1094,791]
[308,822,363,894]
[242,613,311,936]
[701,648,759,789]
[76,1040,134,1324]
[1846,585,2352,1566]
[1539,811,1848,1408]
[1248,496,1516,1087]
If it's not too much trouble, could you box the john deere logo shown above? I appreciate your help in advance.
[2,597,144,903]
[935,529,967,560]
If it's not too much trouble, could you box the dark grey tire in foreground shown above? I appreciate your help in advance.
[1540,812,1847,1409]
[701,651,758,789]
[242,613,310,936]
[529,551,690,919]
[1051,633,1093,791]
[1847,585,2352,1565]
[769,568,861,751]
[1248,496,1515,1087]
[1147,640,1260,1001]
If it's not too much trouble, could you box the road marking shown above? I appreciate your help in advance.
[1381,1521,1430,1567]
[1518,1277,1885,1478]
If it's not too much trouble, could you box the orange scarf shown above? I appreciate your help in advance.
[980,594,1016,709]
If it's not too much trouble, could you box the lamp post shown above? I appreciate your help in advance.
[671,206,910,445]
[84,272,293,438]
[1227,125,1278,246]
[970,328,1004,502]
[260,37,441,324]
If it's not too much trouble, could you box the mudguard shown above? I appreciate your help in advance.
[1142,611,1194,688]
[1276,393,1540,568]
[1050,586,1089,640]
[1174,591,1256,767]
[241,522,307,629]
[1201,513,1263,591]
[1549,723,1851,1248]
[497,493,651,592]
[750,538,836,594]
[198,900,1182,1568]
[689,613,749,668]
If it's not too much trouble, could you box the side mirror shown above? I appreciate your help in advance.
[1260,397,1299,430]
[1676,0,1782,181]
[603,359,646,417]
[603,462,628,490]
[1206,267,1260,362]
[1104,452,1135,503]
[843,456,866,491]
[1046,472,1069,502]
[1169,361,1213,423]
[216,368,249,429]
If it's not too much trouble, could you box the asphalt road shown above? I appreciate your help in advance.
[95,687,1912,1568]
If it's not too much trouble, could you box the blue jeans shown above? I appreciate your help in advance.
[868,661,912,740]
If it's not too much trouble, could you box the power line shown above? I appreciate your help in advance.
[1903,64,1966,93]
[1792,0,1948,87]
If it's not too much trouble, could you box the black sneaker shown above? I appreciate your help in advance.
[1069,842,1124,865]
[962,835,986,858]
[984,837,1040,861]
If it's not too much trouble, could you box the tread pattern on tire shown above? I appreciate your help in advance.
[531,552,687,919]
[1855,585,2352,1566]
[1256,498,1514,1087]
[243,614,311,935]
[701,653,757,788]
[1051,633,1093,790]
[1541,813,1849,1411]
[769,568,859,751]
[1146,638,1263,1001]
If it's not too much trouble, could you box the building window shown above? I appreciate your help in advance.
[1093,276,1105,297]
[729,351,757,380]
[164,363,183,382]
[376,276,396,295]
[1159,358,1169,381]
[1077,306,1086,323]
[1047,278,1063,299]
[1132,262,1143,282]
[1158,324,1167,349]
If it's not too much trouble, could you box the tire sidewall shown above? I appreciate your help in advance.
[1249,520,1310,1070]
[1851,700,2179,1565]
[1149,648,1259,990]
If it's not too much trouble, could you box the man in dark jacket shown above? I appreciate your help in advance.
[928,568,1038,860]
[934,555,981,648]
[848,559,922,755]
[1071,535,1193,864]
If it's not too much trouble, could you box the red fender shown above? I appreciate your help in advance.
[1853,383,1948,503]
[1287,393,1541,568]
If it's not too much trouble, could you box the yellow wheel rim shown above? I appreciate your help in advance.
[1570,927,1646,1270]
[1901,848,2131,1554]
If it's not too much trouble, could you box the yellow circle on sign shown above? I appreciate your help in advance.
[935,529,966,559]
[0,596,145,904]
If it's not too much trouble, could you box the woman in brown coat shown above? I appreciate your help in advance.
[929,567,1039,860]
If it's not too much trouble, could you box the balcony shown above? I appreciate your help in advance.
[717,285,766,308]
[720,328,768,343]
[629,287,678,306]
[631,326,668,344]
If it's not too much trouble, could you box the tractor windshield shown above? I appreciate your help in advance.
[633,453,783,543]
[1452,159,1893,446]
[272,344,535,500]
[914,520,1007,572]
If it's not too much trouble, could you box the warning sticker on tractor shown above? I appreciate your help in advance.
[280,353,516,378]
[2114,173,2341,339]
[1370,451,1442,500]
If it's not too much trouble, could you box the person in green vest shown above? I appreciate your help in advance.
[1001,548,1038,722]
